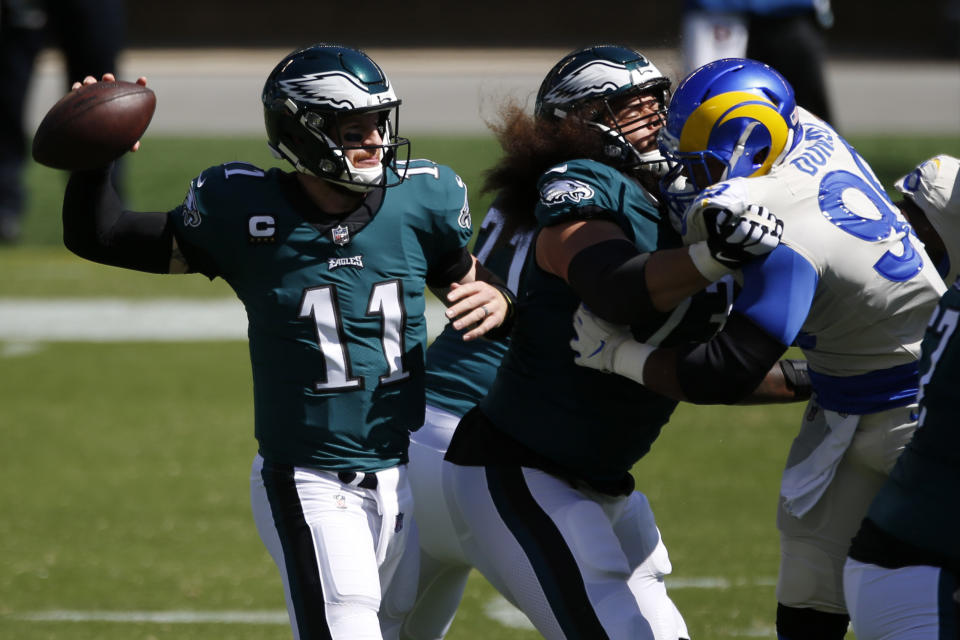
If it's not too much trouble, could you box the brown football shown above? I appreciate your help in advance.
[32,80,156,171]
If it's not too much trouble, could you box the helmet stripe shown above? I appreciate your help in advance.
[679,91,790,176]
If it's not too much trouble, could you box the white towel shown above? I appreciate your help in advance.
[780,410,860,518]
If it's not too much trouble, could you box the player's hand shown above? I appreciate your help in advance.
[661,173,697,234]
[569,304,633,372]
[688,204,783,280]
[445,281,508,342]
[71,73,149,152]
[571,303,658,384]
[706,204,783,268]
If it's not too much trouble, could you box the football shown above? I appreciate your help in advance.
[32,80,156,171]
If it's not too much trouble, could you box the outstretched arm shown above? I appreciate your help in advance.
[63,167,177,273]
[538,205,783,324]
[60,73,184,274]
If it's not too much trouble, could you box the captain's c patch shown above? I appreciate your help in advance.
[248,215,276,243]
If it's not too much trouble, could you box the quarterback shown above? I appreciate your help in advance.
[59,45,513,640]
[571,58,946,639]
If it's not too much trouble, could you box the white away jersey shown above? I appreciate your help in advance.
[677,109,945,410]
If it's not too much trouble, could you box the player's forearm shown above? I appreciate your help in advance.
[740,360,812,405]
[63,167,173,273]
[627,313,788,404]
[643,247,713,312]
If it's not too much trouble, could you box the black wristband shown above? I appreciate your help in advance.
[779,359,812,399]
[482,283,517,341]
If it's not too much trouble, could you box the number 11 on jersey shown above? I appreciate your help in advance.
[299,281,410,391]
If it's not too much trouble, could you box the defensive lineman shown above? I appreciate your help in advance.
[571,59,946,639]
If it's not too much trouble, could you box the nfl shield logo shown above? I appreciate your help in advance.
[332,224,350,246]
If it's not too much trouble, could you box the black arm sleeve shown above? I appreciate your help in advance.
[675,311,788,404]
[566,238,671,328]
[62,167,175,274]
[426,245,474,288]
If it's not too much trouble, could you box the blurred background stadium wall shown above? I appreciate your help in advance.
[21,0,960,144]
[122,0,959,59]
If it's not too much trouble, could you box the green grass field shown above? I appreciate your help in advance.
[2,134,959,640]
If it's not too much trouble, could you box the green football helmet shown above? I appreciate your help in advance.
[535,45,671,175]
[262,44,410,191]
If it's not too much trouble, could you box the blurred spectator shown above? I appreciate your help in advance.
[0,0,125,243]
[680,0,834,123]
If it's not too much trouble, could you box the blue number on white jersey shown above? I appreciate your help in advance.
[817,144,922,282]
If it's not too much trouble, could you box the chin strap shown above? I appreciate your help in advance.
[337,157,384,193]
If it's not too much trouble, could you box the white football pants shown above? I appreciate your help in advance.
[443,459,689,640]
[844,558,960,639]
[251,454,416,640]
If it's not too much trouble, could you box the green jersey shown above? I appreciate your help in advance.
[478,160,681,489]
[861,281,960,567]
[168,160,473,472]
[424,202,534,416]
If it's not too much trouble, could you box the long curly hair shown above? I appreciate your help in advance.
[481,98,609,238]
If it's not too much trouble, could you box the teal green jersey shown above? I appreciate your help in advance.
[866,281,960,565]
[478,160,679,489]
[424,203,535,416]
[168,160,473,472]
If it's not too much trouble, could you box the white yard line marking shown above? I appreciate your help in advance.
[0,298,449,343]
[668,576,778,589]
[485,587,776,634]
[17,577,776,632]
[16,610,288,624]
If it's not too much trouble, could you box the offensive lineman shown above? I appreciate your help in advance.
[439,46,790,640]
[58,45,514,640]
[571,59,946,639]
[388,46,728,640]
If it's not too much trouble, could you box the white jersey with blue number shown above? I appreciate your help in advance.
[678,109,946,413]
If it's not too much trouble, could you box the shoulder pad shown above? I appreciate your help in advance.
[397,158,442,181]
[191,162,267,192]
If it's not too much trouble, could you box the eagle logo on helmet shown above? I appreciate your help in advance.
[541,60,658,109]
[278,72,389,110]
